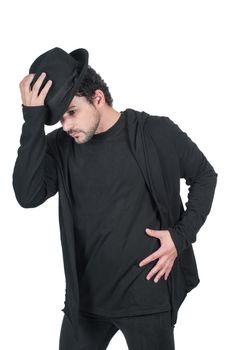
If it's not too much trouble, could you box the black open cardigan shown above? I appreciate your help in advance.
[12,106,218,342]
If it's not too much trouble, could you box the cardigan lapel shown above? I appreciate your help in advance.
[124,108,172,227]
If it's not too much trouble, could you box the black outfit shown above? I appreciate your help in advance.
[68,111,171,316]
[12,105,218,343]
[59,310,175,350]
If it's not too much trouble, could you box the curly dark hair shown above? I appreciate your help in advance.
[75,65,113,107]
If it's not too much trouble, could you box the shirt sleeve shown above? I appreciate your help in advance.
[163,117,218,256]
[12,104,58,208]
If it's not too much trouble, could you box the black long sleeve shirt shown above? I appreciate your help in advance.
[67,111,171,316]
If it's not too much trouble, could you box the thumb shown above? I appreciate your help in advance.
[145,228,160,237]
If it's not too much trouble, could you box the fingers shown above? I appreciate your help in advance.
[154,261,173,282]
[146,258,174,283]
[164,265,173,280]
[19,73,35,94]
[19,72,53,106]
[30,72,47,99]
[19,73,36,106]
[138,247,162,267]
[38,78,53,101]
[146,256,168,280]
[153,266,168,283]
[19,74,31,104]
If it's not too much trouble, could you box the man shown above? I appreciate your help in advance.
[13,47,218,350]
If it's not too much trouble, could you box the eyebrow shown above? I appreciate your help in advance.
[67,105,77,111]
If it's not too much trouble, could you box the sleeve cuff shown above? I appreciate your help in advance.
[21,104,49,123]
[168,227,191,256]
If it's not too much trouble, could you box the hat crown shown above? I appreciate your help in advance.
[29,47,82,93]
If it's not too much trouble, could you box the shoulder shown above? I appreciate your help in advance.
[45,126,69,154]
[46,126,68,142]
[143,112,180,136]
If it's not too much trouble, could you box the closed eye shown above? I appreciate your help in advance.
[60,109,77,123]
[68,110,76,116]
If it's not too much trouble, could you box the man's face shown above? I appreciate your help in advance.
[60,95,101,144]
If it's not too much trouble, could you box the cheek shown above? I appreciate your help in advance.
[74,116,86,130]
[82,115,92,128]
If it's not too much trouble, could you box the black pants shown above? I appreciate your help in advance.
[59,310,175,350]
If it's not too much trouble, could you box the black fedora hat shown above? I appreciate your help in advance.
[28,47,89,125]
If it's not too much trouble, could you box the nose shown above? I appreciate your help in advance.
[62,123,74,134]
[61,115,73,133]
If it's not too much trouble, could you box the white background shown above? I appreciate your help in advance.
[1,0,230,349]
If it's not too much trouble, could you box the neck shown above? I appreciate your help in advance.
[95,106,121,134]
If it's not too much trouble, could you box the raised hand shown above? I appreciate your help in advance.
[19,72,53,107]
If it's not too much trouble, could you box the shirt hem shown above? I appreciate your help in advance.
[79,304,172,318]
